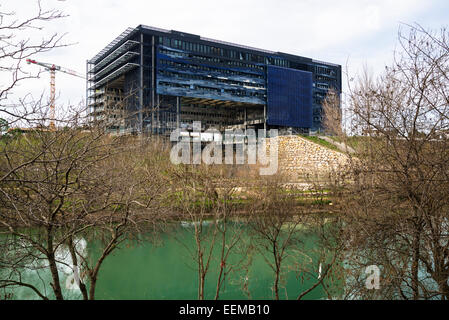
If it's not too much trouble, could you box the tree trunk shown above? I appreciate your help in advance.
[47,232,64,300]
[67,236,88,300]
[273,245,280,300]
[198,250,204,300]
[89,276,97,300]
[215,260,224,300]
[274,268,280,300]
[411,224,421,300]
[215,221,228,300]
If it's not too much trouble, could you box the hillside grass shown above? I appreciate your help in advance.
[298,135,341,153]
[328,135,368,150]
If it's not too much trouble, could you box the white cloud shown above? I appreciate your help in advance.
[0,0,445,110]
[365,5,380,30]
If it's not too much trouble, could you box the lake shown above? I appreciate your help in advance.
[1,222,339,300]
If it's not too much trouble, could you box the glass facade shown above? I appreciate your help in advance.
[87,25,341,134]
[267,66,313,128]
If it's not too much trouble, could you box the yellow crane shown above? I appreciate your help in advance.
[26,58,85,130]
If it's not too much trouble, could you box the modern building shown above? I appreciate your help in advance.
[87,25,341,134]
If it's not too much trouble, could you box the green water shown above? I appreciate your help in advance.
[2,223,337,300]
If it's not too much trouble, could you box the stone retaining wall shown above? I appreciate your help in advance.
[266,135,349,180]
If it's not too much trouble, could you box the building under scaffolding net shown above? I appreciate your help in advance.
[87,25,341,135]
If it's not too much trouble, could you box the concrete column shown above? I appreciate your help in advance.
[85,60,88,114]
[157,94,160,134]
[151,35,155,135]
[244,107,247,129]
[139,32,144,133]
[176,96,180,129]
[263,105,267,132]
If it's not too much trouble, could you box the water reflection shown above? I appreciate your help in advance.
[2,223,334,300]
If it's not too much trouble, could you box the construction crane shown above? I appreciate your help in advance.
[26,58,85,130]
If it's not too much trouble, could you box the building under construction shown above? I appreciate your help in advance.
[87,25,341,135]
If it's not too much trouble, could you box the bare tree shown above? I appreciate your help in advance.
[0,0,68,127]
[336,24,449,300]
[245,177,342,300]
[322,89,343,136]
[0,118,169,299]
[167,163,249,300]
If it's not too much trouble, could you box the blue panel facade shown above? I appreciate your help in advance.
[156,46,266,105]
[267,66,312,128]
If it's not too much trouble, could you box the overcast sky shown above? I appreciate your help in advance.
[2,0,448,108]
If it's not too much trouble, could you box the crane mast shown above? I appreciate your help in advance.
[26,58,85,130]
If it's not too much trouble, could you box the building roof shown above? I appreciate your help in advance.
[89,25,340,68]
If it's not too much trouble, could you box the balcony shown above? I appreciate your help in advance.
[89,51,139,81]
[90,39,139,74]
[92,63,139,89]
